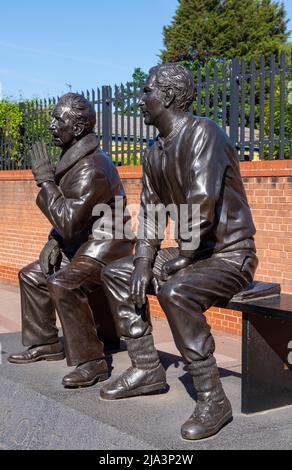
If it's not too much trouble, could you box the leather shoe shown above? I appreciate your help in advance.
[8,342,64,364]
[100,364,167,400]
[181,393,233,440]
[62,359,109,388]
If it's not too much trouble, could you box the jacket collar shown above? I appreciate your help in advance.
[55,133,99,178]
[157,115,189,150]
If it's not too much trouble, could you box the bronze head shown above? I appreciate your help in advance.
[140,63,195,128]
[50,93,96,149]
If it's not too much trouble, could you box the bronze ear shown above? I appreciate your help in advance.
[73,122,85,137]
[164,88,175,108]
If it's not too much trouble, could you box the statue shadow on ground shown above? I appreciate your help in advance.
[102,344,241,400]
[103,339,127,374]
[157,349,241,401]
[2,333,240,401]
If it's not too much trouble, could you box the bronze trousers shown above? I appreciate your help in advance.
[101,248,258,363]
[20,255,109,366]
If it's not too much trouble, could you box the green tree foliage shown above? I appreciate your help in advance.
[132,67,148,85]
[22,99,56,153]
[161,2,292,160]
[116,67,147,115]
[0,100,23,162]
[0,98,55,167]
[161,0,289,65]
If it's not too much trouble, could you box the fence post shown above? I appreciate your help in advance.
[230,58,239,149]
[102,85,112,156]
[19,102,27,168]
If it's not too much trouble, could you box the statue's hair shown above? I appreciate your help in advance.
[149,63,195,111]
[57,93,96,132]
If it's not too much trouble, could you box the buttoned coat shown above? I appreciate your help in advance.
[37,132,133,263]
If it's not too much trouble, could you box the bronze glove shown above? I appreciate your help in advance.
[30,142,55,186]
[130,258,155,309]
[160,254,193,281]
[39,238,61,276]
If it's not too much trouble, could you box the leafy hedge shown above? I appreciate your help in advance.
[0,100,23,161]
[0,99,54,167]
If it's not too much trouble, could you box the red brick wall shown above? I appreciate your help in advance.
[0,171,51,282]
[1,161,292,336]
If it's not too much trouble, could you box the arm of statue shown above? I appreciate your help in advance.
[131,154,166,306]
[134,154,167,264]
[36,165,112,240]
[161,122,228,278]
[179,121,228,259]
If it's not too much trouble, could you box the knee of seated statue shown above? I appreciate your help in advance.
[157,280,181,307]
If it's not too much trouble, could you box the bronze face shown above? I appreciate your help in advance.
[49,105,77,148]
[139,73,166,127]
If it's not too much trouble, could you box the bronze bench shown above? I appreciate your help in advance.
[222,281,292,414]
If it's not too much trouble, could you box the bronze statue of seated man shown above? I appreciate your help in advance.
[8,93,134,387]
[100,64,258,441]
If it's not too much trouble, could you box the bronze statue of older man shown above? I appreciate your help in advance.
[100,64,258,440]
[8,93,133,387]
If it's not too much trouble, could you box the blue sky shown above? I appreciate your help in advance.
[0,0,292,100]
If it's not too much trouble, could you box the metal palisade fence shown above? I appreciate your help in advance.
[1,51,292,169]
[0,85,158,169]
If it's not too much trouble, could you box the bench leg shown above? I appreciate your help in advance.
[242,311,292,414]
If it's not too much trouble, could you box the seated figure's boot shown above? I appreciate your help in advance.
[100,334,167,400]
[7,342,64,364]
[62,359,108,388]
[181,355,232,441]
